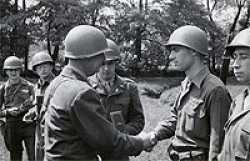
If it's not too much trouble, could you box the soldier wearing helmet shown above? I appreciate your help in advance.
[89,39,145,161]
[144,25,232,161]
[218,28,250,161]
[43,25,154,161]
[23,51,55,161]
[0,56,35,161]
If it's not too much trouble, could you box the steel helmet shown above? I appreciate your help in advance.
[64,25,110,59]
[3,56,23,70]
[226,28,250,50]
[105,39,121,61]
[31,51,53,71]
[165,25,209,56]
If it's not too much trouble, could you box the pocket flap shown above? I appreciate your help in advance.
[184,97,205,118]
[235,126,250,160]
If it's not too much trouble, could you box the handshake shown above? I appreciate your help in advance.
[138,131,158,152]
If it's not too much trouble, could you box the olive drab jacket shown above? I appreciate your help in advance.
[154,67,232,161]
[88,74,145,135]
[0,78,35,121]
[218,89,250,161]
[43,66,143,161]
[34,73,55,161]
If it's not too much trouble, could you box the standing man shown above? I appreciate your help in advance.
[0,56,35,161]
[24,51,55,161]
[146,25,232,161]
[43,25,154,161]
[218,28,250,161]
[89,39,145,161]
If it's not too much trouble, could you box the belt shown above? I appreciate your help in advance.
[170,151,207,161]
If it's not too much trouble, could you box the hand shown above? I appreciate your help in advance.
[20,99,33,111]
[7,107,21,117]
[23,107,37,123]
[138,132,158,152]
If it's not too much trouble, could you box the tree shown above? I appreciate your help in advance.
[0,0,31,71]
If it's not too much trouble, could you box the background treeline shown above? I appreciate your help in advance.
[0,0,250,83]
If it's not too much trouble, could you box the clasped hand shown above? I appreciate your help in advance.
[138,132,158,152]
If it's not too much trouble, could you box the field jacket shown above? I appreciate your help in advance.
[43,66,143,161]
[154,67,232,161]
[89,74,145,135]
[218,89,250,161]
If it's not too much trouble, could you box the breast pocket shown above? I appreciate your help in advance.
[183,96,207,137]
[235,123,250,160]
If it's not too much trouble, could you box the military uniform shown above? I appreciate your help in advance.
[0,78,35,161]
[34,73,55,161]
[43,66,143,161]
[154,67,232,161]
[217,89,250,161]
[89,74,145,161]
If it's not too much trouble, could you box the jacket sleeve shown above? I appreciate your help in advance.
[124,83,145,135]
[69,88,143,157]
[208,86,231,161]
[0,84,6,117]
[153,92,180,140]
[0,84,4,108]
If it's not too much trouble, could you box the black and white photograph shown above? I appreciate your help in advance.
[0,0,250,161]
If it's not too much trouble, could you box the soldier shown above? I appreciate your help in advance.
[0,56,35,161]
[217,28,250,161]
[89,39,145,161]
[24,51,55,161]
[144,25,232,161]
[43,25,154,161]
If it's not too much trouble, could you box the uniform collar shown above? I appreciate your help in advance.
[37,73,55,88]
[90,74,125,95]
[187,67,210,88]
[225,88,250,129]
[60,65,88,82]
[96,73,115,88]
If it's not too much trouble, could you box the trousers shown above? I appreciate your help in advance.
[4,121,35,161]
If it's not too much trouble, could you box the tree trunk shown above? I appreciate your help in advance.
[47,21,52,55]
[52,44,59,62]
[205,0,217,74]
[132,0,143,76]
[9,0,19,55]
[23,0,29,72]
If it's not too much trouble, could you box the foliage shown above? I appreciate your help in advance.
[0,0,247,76]
[0,0,30,67]
[101,0,225,76]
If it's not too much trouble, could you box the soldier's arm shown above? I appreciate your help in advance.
[69,88,144,157]
[153,92,180,141]
[208,86,231,161]
[29,83,35,103]
[0,84,6,117]
[124,83,145,135]
[0,84,20,117]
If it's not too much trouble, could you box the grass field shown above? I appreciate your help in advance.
[0,77,246,161]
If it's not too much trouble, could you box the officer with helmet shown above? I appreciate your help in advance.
[43,25,155,161]
[218,28,250,161]
[0,56,35,161]
[24,51,55,161]
[89,39,145,161]
[144,25,232,161]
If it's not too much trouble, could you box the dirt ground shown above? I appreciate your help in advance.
[0,77,246,161]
